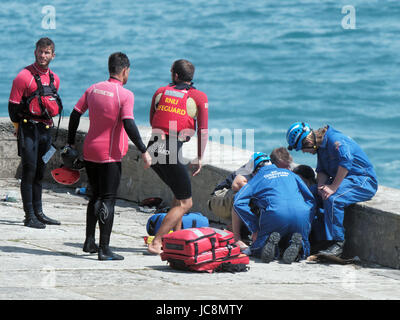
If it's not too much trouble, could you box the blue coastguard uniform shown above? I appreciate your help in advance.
[233,164,315,257]
[315,125,378,241]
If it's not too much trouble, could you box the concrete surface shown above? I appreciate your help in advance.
[1,117,399,269]
[1,117,400,302]
[1,178,400,301]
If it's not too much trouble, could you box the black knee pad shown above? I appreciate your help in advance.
[94,200,113,225]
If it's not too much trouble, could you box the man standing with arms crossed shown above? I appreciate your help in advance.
[8,37,62,229]
[67,52,152,260]
[147,59,209,255]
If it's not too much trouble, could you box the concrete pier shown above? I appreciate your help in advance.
[0,117,399,301]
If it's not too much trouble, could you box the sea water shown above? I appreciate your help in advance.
[0,0,399,188]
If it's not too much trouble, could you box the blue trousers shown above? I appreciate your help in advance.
[250,205,312,258]
[321,175,377,241]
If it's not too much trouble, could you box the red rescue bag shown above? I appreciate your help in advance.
[190,253,250,273]
[213,228,235,247]
[161,227,250,273]
[161,244,241,266]
[161,227,217,257]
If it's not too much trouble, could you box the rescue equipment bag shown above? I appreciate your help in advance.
[160,227,250,273]
[213,228,235,247]
[188,253,250,273]
[161,227,217,257]
[161,244,241,266]
[146,212,209,236]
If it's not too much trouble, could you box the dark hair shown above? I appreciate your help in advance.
[172,59,195,82]
[36,37,55,52]
[108,52,130,75]
[293,165,316,185]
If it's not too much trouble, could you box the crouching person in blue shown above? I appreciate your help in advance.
[233,160,315,264]
[286,122,378,258]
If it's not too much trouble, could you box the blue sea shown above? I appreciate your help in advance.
[1,0,399,189]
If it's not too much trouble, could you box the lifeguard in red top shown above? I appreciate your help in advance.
[8,37,62,229]
[147,59,209,255]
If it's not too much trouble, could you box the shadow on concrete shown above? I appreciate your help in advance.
[144,264,189,274]
[63,241,150,255]
[0,219,22,226]
[0,245,93,260]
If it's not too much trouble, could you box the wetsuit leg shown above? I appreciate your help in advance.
[32,124,52,213]
[29,124,61,225]
[94,162,123,260]
[19,122,38,214]
[18,122,45,228]
[83,161,100,253]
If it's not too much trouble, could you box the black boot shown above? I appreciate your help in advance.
[33,202,61,225]
[261,232,280,263]
[318,241,344,257]
[35,211,61,225]
[23,202,46,229]
[24,212,46,229]
[98,245,124,261]
[282,233,303,264]
[83,236,98,253]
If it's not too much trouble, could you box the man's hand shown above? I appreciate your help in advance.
[141,151,152,169]
[190,157,202,176]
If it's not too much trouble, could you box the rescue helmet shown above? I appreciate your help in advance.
[252,152,271,172]
[60,145,84,170]
[286,122,312,151]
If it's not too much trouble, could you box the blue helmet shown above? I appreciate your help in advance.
[252,152,271,172]
[286,122,312,151]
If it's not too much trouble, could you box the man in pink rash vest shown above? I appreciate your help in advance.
[67,52,151,261]
[8,37,62,229]
[147,59,209,255]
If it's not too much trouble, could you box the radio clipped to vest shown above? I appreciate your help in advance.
[23,69,63,121]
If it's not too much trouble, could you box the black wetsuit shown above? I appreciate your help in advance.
[68,110,147,259]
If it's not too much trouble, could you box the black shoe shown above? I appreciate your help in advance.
[35,212,61,225]
[24,214,46,229]
[261,232,280,263]
[83,237,98,253]
[98,246,124,261]
[282,233,303,264]
[318,241,344,257]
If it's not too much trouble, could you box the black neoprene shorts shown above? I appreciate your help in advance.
[147,135,192,200]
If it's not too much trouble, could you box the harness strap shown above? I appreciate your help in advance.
[22,67,63,142]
